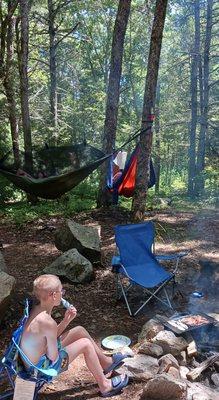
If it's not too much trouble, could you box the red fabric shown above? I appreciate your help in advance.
[118,150,139,197]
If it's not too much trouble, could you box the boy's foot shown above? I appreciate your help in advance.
[103,352,132,375]
[101,374,129,398]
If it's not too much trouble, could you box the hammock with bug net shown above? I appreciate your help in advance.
[0,142,109,199]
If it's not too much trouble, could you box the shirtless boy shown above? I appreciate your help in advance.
[20,274,129,397]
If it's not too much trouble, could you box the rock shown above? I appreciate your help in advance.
[153,330,188,356]
[177,351,187,366]
[187,381,219,400]
[55,220,101,264]
[211,373,219,387]
[215,361,219,372]
[115,346,134,357]
[138,341,163,357]
[117,354,159,382]
[0,251,7,272]
[179,366,190,380]
[168,366,180,379]
[140,373,187,400]
[44,249,94,284]
[158,354,179,373]
[154,197,172,207]
[138,318,164,341]
[192,394,210,400]
[0,271,16,321]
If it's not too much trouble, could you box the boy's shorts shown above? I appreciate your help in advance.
[22,339,69,377]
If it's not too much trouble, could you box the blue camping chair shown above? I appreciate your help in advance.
[0,299,59,399]
[112,222,188,316]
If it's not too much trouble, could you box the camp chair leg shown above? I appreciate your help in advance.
[0,367,14,399]
[116,274,132,301]
[173,258,180,274]
[33,380,45,400]
[117,275,175,317]
[163,287,172,309]
[118,276,133,316]
[0,391,14,399]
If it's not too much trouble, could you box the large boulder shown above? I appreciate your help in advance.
[0,251,7,272]
[117,354,159,382]
[0,271,16,321]
[55,220,101,264]
[140,373,187,400]
[43,248,94,284]
[158,354,179,373]
[138,318,164,341]
[138,341,163,357]
[152,330,188,356]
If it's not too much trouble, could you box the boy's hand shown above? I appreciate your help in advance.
[63,306,77,324]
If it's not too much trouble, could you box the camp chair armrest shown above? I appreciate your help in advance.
[155,252,189,274]
[111,255,122,273]
[155,252,188,261]
[111,261,132,281]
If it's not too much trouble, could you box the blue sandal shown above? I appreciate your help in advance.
[103,352,132,375]
[101,374,129,397]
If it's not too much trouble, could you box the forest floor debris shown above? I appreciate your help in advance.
[0,206,218,399]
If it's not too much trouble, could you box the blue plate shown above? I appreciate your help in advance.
[101,335,131,350]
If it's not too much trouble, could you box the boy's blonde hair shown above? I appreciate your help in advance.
[33,274,61,301]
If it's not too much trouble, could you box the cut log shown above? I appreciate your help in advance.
[184,332,198,357]
[187,354,219,381]
[13,376,36,400]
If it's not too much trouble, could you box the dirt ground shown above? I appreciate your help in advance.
[0,206,218,399]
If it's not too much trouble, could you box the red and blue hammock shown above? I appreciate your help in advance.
[107,145,156,203]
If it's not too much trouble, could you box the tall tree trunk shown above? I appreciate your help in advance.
[3,11,19,167]
[18,0,32,173]
[0,6,7,80]
[154,82,160,194]
[132,0,168,220]
[195,0,213,195]
[187,0,200,198]
[48,0,58,142]
[97,0,132,207]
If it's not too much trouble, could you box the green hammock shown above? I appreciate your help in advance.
[0,143,110,199]
[0,155,110,199]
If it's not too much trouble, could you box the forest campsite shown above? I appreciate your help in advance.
[0,1,218,400]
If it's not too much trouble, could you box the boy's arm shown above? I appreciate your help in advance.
[44,319,59,363]
[57,319,69,337]
[57,307,77,337]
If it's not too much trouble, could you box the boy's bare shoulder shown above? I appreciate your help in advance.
[36,312,57,330]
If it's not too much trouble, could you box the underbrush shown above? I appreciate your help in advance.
[0,179,216,226]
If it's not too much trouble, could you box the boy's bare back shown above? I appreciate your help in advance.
[20,309,57,365]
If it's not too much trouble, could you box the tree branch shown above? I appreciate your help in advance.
[29,57,50,67]
[55,22,80,47]
[54,0,72,17]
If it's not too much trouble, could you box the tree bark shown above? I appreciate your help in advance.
[18,0,33,173]
[48,0,58,142]
[154,82,160,194]
[187,0,200,198]
[0,0,19,166]
[131,0,168,220]
[195,0,213,195]
[0,0,18,79]
[3,10,19,167]
[97,0,132,207]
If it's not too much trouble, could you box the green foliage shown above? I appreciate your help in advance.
[0,0,218,206]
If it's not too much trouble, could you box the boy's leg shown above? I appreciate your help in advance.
[60,326,112,370]
[64,337,126,395]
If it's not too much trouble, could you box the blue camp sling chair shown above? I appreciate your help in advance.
[0,299,63,400]
[111,222,188,316]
